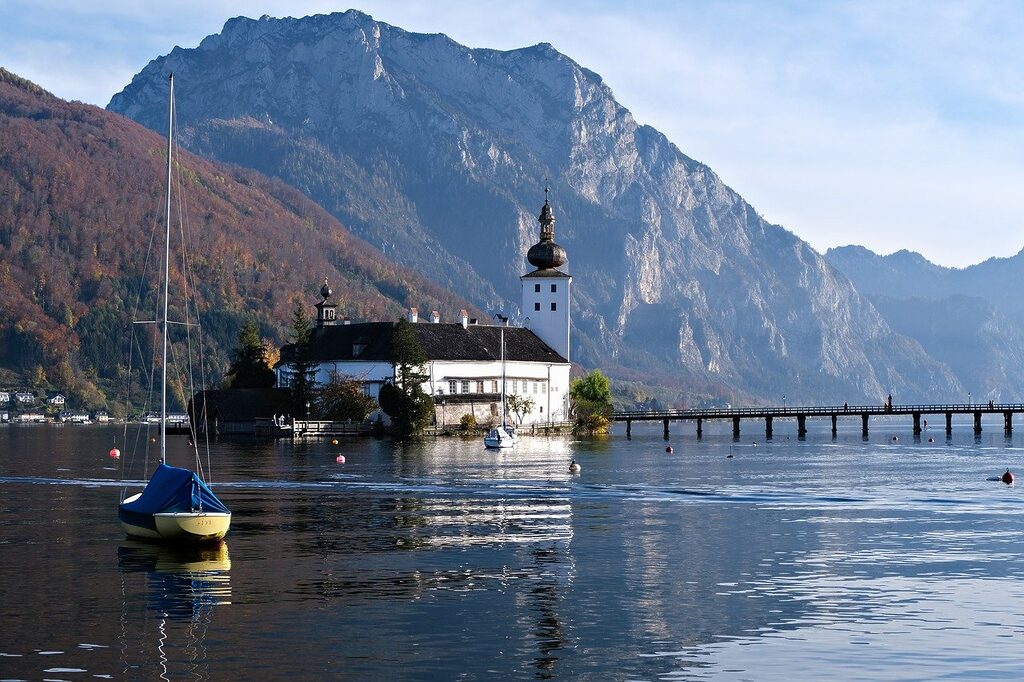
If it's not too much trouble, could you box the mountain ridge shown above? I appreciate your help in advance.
[107,10,963,404]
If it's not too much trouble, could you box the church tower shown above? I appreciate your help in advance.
[315,277,337,326]
[521,191,571,361]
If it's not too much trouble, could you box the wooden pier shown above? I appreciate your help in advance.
[612,402,1024,439]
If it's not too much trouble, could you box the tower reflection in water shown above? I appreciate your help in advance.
[117,541,231,680]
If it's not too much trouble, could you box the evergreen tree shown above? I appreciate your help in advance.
[225,318,276,388]
[286,305,317,416]
[378,318,433,438]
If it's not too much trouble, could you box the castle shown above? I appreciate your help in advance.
[275,195,572,426]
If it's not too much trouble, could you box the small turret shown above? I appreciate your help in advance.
[315,277,338,326]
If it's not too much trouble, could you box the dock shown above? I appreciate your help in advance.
[613,402,1023,439]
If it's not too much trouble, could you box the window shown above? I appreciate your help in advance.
[542,382,547,394]
[534,302,540,311]
[532,382,538,394]
[534,283,541,292]
[540,406,544,414]
[492,380,499,393]
[551,284,557,293]
[476,381,484,393]
[449,380,457,394]
[461,380,470,393]
[551,302,557,311]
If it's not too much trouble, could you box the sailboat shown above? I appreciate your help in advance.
[484,321,518,449]
[118,74,231,543]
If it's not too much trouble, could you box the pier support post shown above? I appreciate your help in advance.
[862,413,869,436]
[733,416,741,438]
[626,419,631,438]
[945,412,953,435]
[974,412,982,435]
[913,412,921,435]
[1005,412,1013,434]
[797,414,807,438]
[831,414,837,437]
[696,417,702,438]
[765,416,773,439]
[663,418,670,440]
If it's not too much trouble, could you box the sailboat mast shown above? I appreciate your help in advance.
[161,73,174,464]
[500,325,506,427]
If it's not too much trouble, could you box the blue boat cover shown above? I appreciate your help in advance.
[120,463,229,530]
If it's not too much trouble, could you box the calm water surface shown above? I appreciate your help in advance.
[2,420,1024,680]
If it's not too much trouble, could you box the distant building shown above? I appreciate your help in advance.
[46,392,66,407]
[93,411,112,423]
[275,195,573,426]
[0,391,10,404]
[14,391,35,405]
[17,412,46,423]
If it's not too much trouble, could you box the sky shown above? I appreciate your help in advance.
[3,0,1024,268]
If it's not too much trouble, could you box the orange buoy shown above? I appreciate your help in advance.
[336,455,346,464]
[665,446,673,454]
[108,448,120,459]
[1002,469,1014,485]
[332,439,339,446]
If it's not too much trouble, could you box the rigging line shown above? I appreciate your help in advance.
[169,110,207,481]
[172,108,215,483]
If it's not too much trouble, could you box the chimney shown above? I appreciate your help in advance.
[342,316,351,325]
[460,309,469,329]
[430,310,440,324]
[408,307,418,323]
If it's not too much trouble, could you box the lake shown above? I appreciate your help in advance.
[2,419,1023,680]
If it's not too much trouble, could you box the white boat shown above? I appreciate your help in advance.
[118,74,231,543]
[484,320,518,449]
[484,424,517,449]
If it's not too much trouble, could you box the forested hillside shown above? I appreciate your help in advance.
[0,68,474,410]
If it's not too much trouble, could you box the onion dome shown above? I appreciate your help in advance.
[320,277,332,300]
[526,194,567,270]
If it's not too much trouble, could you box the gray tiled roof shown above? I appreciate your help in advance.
[278,322,568,365]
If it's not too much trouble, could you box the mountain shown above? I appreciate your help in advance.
[108,11,962,404]
[0,67,475,409]
[827,245,1024,400]
[827,244,1024,320]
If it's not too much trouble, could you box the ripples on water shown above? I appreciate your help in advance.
[2,421,1024,679]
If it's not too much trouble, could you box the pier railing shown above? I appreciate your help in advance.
[613,403,1024,438]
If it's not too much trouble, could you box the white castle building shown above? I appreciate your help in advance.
[275,195,572,425]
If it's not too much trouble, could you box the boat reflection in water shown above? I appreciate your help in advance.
[117,541,231,679]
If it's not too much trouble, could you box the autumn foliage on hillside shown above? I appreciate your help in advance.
[0,68,477,409]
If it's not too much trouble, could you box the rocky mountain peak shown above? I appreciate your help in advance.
[109,13,964,403]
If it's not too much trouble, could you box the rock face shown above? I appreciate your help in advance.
[109,11,962,403]
[828,246,1024,401]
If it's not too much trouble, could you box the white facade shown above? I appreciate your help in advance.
[282,355,571,425]
[426,359,571,423]
[521,275,571,363]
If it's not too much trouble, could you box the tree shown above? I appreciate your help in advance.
[317,371,377,421]
[225,317,276,388]
[570,369,613,435]
[286,305,317,416]
[506,393,535,426]
[378,318,433,438]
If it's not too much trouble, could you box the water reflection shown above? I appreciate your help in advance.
[117,541,231,680]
